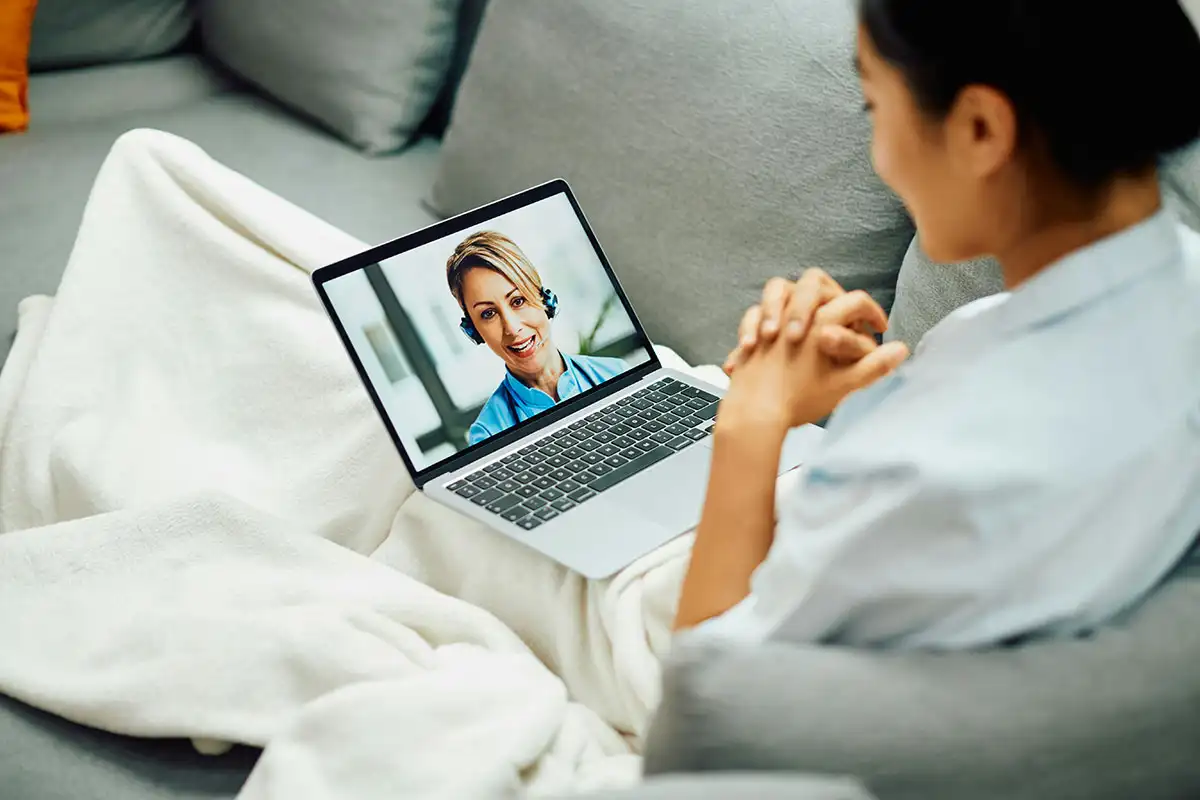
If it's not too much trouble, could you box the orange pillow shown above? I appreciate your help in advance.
[0,0,38,133]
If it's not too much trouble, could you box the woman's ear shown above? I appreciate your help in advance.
[948,85,1018,180]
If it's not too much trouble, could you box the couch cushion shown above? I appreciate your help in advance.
[430,0,914,366]
[645,553,1200,800]
[28,55,232,127]
[0,57,442,366]
[199,0,462,154]
[29,0,193,71]
[887,145,1200,350]
[0,693,255,800]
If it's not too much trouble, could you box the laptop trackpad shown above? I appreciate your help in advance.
[601,445,711,531]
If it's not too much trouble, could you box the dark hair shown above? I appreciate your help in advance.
[859,0,1200,189]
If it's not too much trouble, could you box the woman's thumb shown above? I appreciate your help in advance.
[847,340,909,387]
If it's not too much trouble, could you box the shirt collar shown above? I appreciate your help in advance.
[502,351,577,409]
[998,209,1181,334]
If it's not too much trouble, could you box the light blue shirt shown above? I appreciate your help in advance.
[686,210,1200,649]
[468,353,628,445]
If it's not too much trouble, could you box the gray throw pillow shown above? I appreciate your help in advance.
[199,0,464,154]
[888,144,1200,349]
[645,553,1200,800]
[29,0,193,71]
[430,0,914,365]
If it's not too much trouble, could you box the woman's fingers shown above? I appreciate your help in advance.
[783,269,843,343]
[737,304,765,352]
[755,278,795,344]
[813,289,890,334]
[842,340,909,390]
[722,345,742,376]
[817,326,878,363]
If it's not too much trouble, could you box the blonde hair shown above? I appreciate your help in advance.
[446,231,546,314]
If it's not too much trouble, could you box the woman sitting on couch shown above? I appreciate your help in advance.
[675,0,1200,647]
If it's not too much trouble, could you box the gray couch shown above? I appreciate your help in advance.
[2,2,1198,800]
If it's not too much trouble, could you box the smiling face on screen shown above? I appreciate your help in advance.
[460,266,555,383]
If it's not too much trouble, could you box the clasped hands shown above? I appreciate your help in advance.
[717,269,910,433]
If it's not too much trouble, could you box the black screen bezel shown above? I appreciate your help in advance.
[311,179,661,488]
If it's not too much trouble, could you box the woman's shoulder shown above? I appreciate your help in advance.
[470,380,518,440]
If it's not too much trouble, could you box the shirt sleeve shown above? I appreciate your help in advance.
[676,456,998,650]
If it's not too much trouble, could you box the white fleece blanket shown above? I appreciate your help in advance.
[0,130,728,799]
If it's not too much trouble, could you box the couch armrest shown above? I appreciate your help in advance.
[645,569,1200,800]
[572,774,874,800]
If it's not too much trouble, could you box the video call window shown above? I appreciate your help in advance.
[323,194,651,471]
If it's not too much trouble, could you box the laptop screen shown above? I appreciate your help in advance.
[320,190,654,474]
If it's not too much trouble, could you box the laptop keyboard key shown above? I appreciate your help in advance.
[664,436,693,452]
[454,484,481,498]
[593,432,616,444]
[609,423,632,436]
[529,463,551,476]
[634,439,658,452]
[539,444,564,457]
[693,402,719,421]
[562,446,586,460]
[684,397,709,410]
[533,476,555,490]
[515,485,540,499]
[581,452,603,465]
[496,480,520,494]
[557,478,583,494]
[587,462,614,477]
[643,420,666,433]
[448,479,470,491]
[684,428,709,441]
[619,447,642,460]
[604,455,629,468]
[612,435,638,449]
[473,476,498,490]
[517,517,542,530]
[547,455,569,468]
[568,487,596,503]
[485,495,523,514]
[597,444,619,458]
[650,431,675,444]
[548,468,571,482]
[534,507,561,522]
[483,462,506,474]
[513,471,537,485]
[540,488,565,501]
[500,506,529,522]
[550,497,577,513]
[577,438,601,452]
[590,446,673,492]
[471,488,504,506]
[665,423,690,437]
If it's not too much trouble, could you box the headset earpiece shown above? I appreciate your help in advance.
[541,288,559,319]
[460,317,484,345]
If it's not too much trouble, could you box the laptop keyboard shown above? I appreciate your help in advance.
[446,377,719,530]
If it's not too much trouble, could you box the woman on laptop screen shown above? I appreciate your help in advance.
[447,231,627,446]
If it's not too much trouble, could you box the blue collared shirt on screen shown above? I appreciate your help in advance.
[467,353,628,445]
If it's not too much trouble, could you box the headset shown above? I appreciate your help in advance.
[460,287,560,345]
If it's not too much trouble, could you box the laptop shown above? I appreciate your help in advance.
[313,180,818,578]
